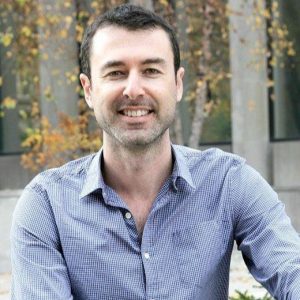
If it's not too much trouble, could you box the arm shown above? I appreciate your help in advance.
[231,163,300,300]
[10,185,73,300]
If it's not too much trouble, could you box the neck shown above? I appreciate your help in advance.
[102,134,173,201]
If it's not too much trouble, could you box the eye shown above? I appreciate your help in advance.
[106,70,125,78]
[144,68,161,75]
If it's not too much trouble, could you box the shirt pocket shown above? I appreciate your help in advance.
[172,220,226,288]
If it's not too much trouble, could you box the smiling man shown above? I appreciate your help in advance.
[11,4,300,300]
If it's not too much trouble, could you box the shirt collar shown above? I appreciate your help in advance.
[80,144,196,199]
[79,148,105,199]
[171,145,196,190]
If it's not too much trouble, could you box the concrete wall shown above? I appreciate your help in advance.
[272,141,300,230]
[277,189,300,230]
[273,141,300,189]
[0,155,33,190]
[229,0,271,182]
[0,190,20,273]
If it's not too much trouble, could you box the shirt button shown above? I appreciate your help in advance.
[144,252,150,259]
[125,212,132,219]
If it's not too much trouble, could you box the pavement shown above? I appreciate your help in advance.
[0,190,271,299]
[0,273,10,300]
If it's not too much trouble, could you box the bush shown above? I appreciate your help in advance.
[230,290,272,300]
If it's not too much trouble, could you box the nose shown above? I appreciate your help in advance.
[123,71,145,100]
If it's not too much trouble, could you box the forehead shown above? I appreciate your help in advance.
[90,26,174,64]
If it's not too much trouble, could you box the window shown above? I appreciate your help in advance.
[270,0,300,140]
[0,44,23,155]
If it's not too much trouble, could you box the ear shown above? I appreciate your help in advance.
[79,73,93,109]
[176,67,184,102]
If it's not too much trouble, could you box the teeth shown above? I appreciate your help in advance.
[123,110,149,117]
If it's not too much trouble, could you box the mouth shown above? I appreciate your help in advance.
[119,108,154,118]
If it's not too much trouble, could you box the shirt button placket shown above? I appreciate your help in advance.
[143,250,155,299]
[144,252,150,260]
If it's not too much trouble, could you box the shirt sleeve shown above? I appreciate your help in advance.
[10,184,73,300]
[230,163,300,299]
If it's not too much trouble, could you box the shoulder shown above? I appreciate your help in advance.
[15,153,97,223]
[25,153,96,194]
[173,144,245,170]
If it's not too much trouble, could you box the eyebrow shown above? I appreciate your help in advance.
[100,60,125,72]
[100,58,167,72]
[141,58,167,66]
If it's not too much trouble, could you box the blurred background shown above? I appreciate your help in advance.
[0,0,299,299]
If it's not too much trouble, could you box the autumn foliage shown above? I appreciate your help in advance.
[0,0,296,172]
[20,100,101,172]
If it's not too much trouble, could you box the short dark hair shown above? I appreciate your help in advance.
[80,4,180,79]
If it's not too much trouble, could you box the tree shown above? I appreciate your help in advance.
[0,0,295,171]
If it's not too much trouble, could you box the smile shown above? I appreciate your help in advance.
[121,109,152,117]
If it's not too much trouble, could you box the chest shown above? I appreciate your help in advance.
[54,187,234,299]
[126,200,153,236]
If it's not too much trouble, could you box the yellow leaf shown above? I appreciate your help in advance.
[76,24,84,42]
[91,1,99,9]
[65,16,73,26]
[266,80,274,88]
[288,48,296,56]
[2,97,17,109]
[262,9,271,19]
[159,0,168,7]
[64,1,71,8]
[31,102,40,117]
[272,1,279,11]
[255,16,262,27]
[19,110,28,119]
[36,17,46,27]
[21,26,32,37]
[194,50,202,56]
[31,48,38,56]
[1,33,13,47]
[70,75,77,82]
[0,77,2,86]
[277,28,285,38]
[59,29,67,38]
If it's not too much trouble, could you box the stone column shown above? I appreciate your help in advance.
[229,0,271,182]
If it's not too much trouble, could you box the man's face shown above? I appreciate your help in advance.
[80,26,184,150]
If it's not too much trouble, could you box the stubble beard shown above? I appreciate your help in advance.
[98,109,176,151]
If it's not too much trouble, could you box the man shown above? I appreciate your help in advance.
[11,4,300,300]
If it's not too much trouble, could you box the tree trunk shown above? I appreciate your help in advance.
[173,0,192,145]
[188,1,214,148]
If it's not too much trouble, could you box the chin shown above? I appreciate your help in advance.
[119,134,166,150]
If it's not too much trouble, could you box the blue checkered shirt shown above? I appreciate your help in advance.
[11,145,300,299]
